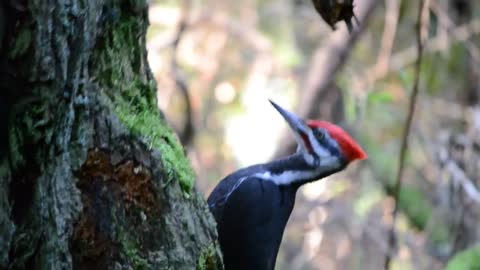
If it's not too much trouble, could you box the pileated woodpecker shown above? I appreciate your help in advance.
[207,101,367,270]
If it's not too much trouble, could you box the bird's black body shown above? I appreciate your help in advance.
[207,101,366,270]
[211,176,296,270]
[208,154,342,270]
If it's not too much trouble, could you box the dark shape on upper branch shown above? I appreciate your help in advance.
[311,0,359,32]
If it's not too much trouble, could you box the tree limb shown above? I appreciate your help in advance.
[361,19,480,91]
[384,0,428,268]
[170,0,195,148]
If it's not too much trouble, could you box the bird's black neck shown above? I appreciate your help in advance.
[261,153,313,173]
[250,153,345,188]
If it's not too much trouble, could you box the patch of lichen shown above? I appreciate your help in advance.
[197,244,220,270]
[8,125,24,170]
[8,92,54,170]
[120,234,150,270]
[8,23,32,59]
[445,245,480,270]
[91,13,194,193]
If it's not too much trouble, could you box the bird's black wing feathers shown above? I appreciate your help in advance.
[213,176,295,270]
[207,165,264,218]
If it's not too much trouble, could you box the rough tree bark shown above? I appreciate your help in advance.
[0,1,223,269]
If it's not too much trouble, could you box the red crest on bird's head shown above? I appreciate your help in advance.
[307,120,367,162]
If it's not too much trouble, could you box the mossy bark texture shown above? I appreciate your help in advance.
[0,1,223,269]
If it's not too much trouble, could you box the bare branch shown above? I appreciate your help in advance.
[445,161,480,203]
[438,144,480,204]
[373,0,400,77]
[148,11,271,54]
[170,0,195,148]
[384,0,429,268]
[430,0,480,66]
[355,19,480,94]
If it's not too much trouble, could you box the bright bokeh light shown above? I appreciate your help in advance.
[214,82,236,104]
[225,86,294,166]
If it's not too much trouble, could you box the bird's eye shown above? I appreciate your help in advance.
[314,128,325,140]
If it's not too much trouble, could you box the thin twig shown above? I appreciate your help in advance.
[438,143,480,203]
[384,0,428,268]
[170,0,194,148]
[149,11,271,53]
[353,0,399,100]
[373,0,400,76]
[354,19,480,95]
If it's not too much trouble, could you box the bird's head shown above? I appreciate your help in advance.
[270,100,367,172]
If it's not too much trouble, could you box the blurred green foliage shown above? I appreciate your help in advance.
[446,246,480,270]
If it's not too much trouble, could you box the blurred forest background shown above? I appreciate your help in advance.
[150,0,480,269]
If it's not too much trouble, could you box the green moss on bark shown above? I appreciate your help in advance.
[2,1,222,269]
[114,103,195,193]
[121,234,150,270]
[197,244,220,270]
[8,24,32,59]
[8,94,54,170]
[92,16,194,193]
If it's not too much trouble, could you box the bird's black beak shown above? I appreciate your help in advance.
[269,100,312,152]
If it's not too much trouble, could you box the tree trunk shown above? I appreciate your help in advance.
[0,1,223,269]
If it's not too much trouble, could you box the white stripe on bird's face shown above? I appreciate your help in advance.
[254,156,342,186]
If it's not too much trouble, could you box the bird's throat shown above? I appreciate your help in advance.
[254,154,343,187]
